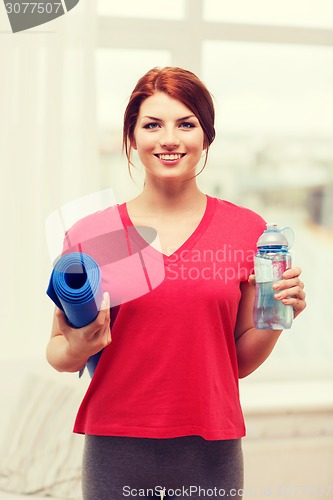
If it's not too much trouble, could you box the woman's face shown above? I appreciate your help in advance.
[132,92,205,182]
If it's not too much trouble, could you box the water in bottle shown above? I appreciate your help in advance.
[253,223,294,330]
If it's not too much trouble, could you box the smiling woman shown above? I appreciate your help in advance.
[123,67,215,178]
[45,66,306,499]
[131,92,205,180]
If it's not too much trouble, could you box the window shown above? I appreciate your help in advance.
[201,40,333,376]
[97,0,185,20]
[202,41,333,135]
[203,0,333,28]
[96,48,171,130]
[95,2,333,378]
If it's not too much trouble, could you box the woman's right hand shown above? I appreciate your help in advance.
[46,292,111,373]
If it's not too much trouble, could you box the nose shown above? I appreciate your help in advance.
[159,127,180,150]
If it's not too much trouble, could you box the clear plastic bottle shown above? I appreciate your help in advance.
[253,223,294,330]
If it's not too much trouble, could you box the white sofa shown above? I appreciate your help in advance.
[0,357,89,500]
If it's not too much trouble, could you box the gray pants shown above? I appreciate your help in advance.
[82,435,244,499]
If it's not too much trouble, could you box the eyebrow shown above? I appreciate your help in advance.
[141,115,197,122]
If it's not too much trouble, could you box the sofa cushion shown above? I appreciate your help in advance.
[0,372,85,499]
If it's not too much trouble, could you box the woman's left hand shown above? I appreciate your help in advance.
[249,266,307,319]
[272,266,306,319]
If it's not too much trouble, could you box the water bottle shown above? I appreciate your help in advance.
[253,223,294,330]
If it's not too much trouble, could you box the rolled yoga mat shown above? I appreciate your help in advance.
[46,252,104,377]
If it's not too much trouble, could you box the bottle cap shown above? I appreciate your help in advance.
[257,222,290,247]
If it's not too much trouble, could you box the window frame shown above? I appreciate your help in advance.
[97,0,333,76]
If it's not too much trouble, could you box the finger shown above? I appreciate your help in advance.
[274,286,306,301]
[103,292,111,323]
[92,317,112,348]
[282,296,306,307]
[81,294,111,340]
[280,291,307,304]
[100,292,110,311]
[84,292,110,332]
[248,274,256,286]
[101,322,112,346]
[96,292,110,325]
[282,266,302,279]
[282,297,307,317]
[273,277,304,290]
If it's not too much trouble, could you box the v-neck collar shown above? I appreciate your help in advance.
[118,195,216,265]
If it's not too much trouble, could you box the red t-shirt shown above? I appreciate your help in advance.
[72,196,266,440]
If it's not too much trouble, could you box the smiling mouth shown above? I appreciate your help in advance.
[154,153,186,161]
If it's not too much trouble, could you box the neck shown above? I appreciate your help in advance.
[135,178,206,214]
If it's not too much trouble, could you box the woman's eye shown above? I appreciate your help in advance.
[180,122,195,129]
[143,122,160,129]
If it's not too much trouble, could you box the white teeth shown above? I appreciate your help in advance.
[158,154,183,160]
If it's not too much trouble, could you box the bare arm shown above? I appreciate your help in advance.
[46,292,111,373]
[235,267,306,378]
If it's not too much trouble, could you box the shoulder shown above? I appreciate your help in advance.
[63,204,124,251]
[211,196,266,230]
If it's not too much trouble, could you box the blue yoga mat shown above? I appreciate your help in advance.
[46,252,104,377]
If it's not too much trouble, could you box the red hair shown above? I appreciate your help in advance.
[123,67,216,174]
